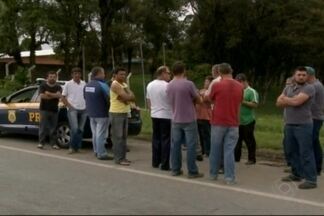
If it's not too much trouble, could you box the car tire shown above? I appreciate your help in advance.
[56,121,71,148]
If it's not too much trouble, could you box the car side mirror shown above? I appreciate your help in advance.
[1,97,7,103]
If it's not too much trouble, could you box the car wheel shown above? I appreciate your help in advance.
[56,122,71,148]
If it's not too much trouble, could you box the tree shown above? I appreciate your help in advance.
[0,0,23,65]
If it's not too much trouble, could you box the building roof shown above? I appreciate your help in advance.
[0,49,55,59]
[0,49,63,65]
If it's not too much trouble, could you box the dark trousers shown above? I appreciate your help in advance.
[235,120,256,162]
[197,119,211,156]
[313,119,323,173]
[152,118,171,170]
[39,110,58,146]
[285,123,317,183]
[282,134,291,166]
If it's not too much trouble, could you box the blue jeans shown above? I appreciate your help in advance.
[284,124,317,183]
[209,126,239,181]
[90,117,109,158]
[312,119,323,173]
[67,109,87,150]
[171,121,199,175]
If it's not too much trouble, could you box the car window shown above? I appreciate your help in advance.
[9,88,38,103]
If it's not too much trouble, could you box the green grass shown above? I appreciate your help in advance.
[0,89,13,98]
[136,104,324,151]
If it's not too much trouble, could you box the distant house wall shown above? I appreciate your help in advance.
[0,53,64,81]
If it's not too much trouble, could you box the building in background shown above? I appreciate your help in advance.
[0,49,64,81]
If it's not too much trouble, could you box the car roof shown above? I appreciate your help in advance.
[35,78,67,86]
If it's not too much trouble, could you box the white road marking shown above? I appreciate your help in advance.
[0,144,323,209]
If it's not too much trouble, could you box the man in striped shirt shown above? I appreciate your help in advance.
[234,73,259,165]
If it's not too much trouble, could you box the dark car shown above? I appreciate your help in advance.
[0,83,142,148]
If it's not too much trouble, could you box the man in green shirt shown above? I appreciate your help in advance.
[234,73,259,165]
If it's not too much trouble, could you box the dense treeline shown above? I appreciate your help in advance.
[1,0,324,86]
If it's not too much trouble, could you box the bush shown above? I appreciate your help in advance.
[0,66,28,93]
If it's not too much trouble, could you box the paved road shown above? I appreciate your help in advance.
[0,135,323,215]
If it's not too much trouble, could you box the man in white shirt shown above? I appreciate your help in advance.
[62,67,87,154]
[146,66,172,170]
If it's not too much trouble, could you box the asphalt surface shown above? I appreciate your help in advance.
[0,134,323,215]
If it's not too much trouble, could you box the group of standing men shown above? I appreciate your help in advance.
[37,66,135,166]
[146,62,259,184]
[37,61,322,190]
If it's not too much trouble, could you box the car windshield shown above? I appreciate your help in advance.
[9,88,38,103]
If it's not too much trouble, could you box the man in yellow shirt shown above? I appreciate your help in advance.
[110,67,135,166]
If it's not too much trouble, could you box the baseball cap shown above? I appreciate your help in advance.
[305,66,316,76]
[235,73,247,81]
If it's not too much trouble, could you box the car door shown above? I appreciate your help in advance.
[0,87,39,134]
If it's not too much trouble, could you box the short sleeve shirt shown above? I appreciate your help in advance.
[39,83,62,112]
[62,79,86,110]
[283,83,315,124]
[166,79,199,123]
[210,79,243,126]
[311,80,324,120]
[146,79,172,119]
[240,86,259,125]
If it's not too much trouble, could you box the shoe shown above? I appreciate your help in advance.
[171,170,183,176]
[126,147,130,152]
[52,145,60,150]
[76,149,82,153]
[245,161,256,165]
[188,172,204,179]
[116,160,130,166]
[281,175,302,182]
[196,155,203,161]
[37,144,44,149]
[225,180,237,185]
[317,171,321,176]
[209,175,218,181]
[284,167,292,173]
[298,182,317,189]
[68,148,76,154]
[218,168,224,174]
[98,155,114,160]
[160,167,171,171]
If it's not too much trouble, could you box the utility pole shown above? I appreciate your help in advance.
[162,42,166,66]
[140,42,147,110]
[82,45,86,81]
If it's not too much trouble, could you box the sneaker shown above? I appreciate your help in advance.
[281,175,302,182]
[52,145,60,150]
[171,170,183,176]
[116,160,130,166]
[196,155,203,161]
[37,144,44,149]
[298,181,317,189]
[209,175,218,181]
[218,168,224,174]
[188,172,204,179]
[68,148,76,154]
[225,180,237,185]
[284,167,292,173]
[76,149,82,153]
[245,161,256,165]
